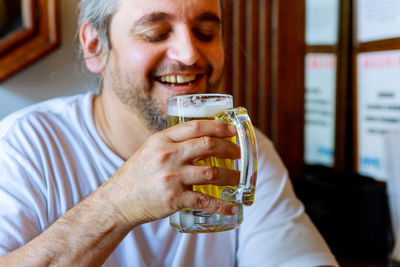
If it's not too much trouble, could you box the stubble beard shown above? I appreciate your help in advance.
[108,63,223,132]
[108,63,167,132]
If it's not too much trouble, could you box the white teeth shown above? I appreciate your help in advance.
[159,74,197,84]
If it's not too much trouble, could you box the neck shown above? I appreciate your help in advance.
[93,89,153,160]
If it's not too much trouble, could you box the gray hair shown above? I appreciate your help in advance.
[78,0,119,55]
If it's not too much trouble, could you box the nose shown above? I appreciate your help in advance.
[167,26,200,65]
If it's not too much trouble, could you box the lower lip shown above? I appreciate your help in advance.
[156,75,204,93]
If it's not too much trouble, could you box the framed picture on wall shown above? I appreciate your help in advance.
[0,0,59,82]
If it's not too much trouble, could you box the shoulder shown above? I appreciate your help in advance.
[0,92,96,161]
[254,128,274,152]
[254,128,286,172]
[0,93,94,141]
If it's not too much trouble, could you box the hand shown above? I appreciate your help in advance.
[105,120,241,228]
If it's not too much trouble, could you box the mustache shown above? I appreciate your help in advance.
[151,62,211,76]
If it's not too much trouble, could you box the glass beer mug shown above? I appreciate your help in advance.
[168,94,258,233]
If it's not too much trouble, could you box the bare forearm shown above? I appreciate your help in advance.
[0,183,131,266]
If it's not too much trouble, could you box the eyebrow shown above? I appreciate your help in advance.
[131,11,221,33]
[133,12,171,29]
[195,12,221,24]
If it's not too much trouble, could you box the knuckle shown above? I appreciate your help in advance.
[147,132,162,143]
[216,123,227,136]
[197,194,211,209]
[201,136,215,150]
[163,188,177,208]
[204,166,218,181]
[187,120,201,132]
[161,172,175,184]
[154,148,173,164]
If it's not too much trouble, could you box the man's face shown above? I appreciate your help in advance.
[104,0,224,131]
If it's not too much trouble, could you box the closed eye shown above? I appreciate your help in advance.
[142,32,171,42]
[193,31,214,42]
[138,25,172,42]
[193,26,219,42]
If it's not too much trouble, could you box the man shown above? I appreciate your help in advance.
[0,0,338,266]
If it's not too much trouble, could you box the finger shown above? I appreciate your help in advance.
[180,166,240,186]
[180,136,240,163]
[177,191,239,216]
[164,120,237,142]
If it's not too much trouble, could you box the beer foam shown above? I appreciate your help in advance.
[168,95,233,117]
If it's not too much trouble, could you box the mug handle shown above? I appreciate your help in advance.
[216,107,258,206]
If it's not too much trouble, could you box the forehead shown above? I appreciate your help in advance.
[116,0,221,21]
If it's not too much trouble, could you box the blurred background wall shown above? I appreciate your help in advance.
[0,0,96,119]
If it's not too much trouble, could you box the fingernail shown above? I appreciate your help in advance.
[231,206,239,214]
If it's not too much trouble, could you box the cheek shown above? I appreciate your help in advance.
[206,42,224,72]
[115,43,164,79]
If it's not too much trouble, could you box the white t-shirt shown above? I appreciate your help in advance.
[0,93,338,267]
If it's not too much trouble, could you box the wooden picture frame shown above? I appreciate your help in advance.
[0,0,59,82]
[0,0,35,55]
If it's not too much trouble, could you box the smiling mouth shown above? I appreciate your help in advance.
[156,74,201,86]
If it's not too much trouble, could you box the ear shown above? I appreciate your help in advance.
[80,22,107,74]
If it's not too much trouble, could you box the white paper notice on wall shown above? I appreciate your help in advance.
[306,0,339,45]
[305,53,337,166]
[358,50,400,181]
[358,0,400,43]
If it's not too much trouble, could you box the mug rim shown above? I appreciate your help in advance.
[167,93,232,104]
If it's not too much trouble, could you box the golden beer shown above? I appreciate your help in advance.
[167,115,236,200]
